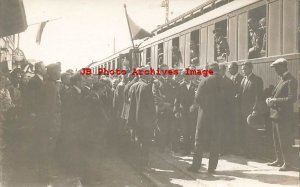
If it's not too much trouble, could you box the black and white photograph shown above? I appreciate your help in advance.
[0,0,299,186]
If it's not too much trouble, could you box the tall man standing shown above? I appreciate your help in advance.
[266,58,298,171]
[238,61,263,158]
[187,63,223,173]
[130,66,156,172]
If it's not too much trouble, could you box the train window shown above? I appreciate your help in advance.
[190,30,200,66]
[157,43,164,66]
[146,47,151,66]
[248,5,266,59]
[214,20,229,62]
[172,37,181,68]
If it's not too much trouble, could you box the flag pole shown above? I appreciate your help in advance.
[28,17,62,27]
[124,4,139,68]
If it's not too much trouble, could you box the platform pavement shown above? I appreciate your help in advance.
[142,148,299,187]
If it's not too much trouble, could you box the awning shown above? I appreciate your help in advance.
[0,0,28,37]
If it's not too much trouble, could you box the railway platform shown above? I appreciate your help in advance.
[141,148,299,187]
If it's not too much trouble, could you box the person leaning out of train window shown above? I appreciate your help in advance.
[158,47,164,66]
[248,18,264,59]
[258,17,266,53]
[213,28,230,61]
[266,58,298,171]
[172,46,181,68]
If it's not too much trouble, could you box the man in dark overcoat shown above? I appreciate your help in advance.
[187,63,223,173]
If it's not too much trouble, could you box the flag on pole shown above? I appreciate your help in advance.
[124,4,151,40]
[36,21,47,45]
[0,0,28,37]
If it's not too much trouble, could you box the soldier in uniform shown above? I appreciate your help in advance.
[152,64,177,152]
[266,58,298,171]
[187,63,223,173]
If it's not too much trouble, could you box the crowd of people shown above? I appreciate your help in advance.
[0,57,298,185]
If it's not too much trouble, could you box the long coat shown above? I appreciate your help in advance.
[194,74,223,151]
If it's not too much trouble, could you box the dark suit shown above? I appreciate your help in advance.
[130,79,155,168]
[191,73,223,171]
[238,73,263,155]
[26,74,44,115]
[59,86,85,176]
[220,76,236,153]
[270,72,298,163]
[174,80,198,154]
[36,78,61,180]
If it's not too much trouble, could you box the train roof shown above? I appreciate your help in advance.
[140,0,260,48]
[88,46,133,68]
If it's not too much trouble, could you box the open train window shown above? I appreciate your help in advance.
[146,47,151,66]
[190,30,200,66]
[172,37,181,68]
[214,19,229,62]
[157,43,164,66]
[248,5,266,59]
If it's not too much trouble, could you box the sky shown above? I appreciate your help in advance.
[20,0,205,71]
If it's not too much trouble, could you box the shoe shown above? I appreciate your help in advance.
[267,160,283,166]
[279,164,291,171]
[187,165,199,173]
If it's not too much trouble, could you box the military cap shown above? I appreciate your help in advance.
[270,58,287,68]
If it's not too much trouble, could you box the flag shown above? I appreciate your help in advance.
[0,0,28,37]
[124,4,152,40]
[36,21,47,44]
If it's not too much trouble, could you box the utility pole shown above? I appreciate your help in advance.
[161,0,169,23]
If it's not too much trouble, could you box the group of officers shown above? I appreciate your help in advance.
[0,56,298,185]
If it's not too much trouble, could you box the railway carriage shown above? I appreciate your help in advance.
[89,0,300,165]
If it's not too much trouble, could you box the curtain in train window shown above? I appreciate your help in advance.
[214,19,229,62]
[172,37,181,68]
[248,5,266,59]
[157,43,164,66]
[190,30,200,66]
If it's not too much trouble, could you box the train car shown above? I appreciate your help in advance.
[88,46,143,74]
[89,0,299,165]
